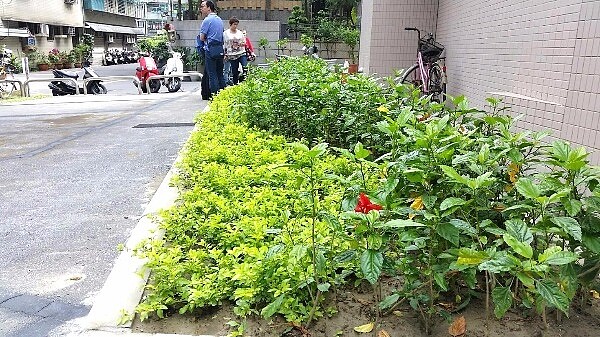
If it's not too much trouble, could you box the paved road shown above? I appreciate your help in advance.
[0,64,206,337]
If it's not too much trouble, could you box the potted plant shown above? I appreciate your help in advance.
[60,50,72,68]
[342,27,360,73]
[48,49,61,69]
[71,47,83,68]
[31,51,50,71]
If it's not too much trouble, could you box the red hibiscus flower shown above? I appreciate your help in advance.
[354,193,383,214]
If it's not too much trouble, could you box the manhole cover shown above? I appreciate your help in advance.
[133,122,196,128]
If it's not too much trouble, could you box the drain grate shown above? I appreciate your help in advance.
[133,122,196,128]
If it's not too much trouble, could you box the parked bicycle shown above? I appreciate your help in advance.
[0,46,16,98]
[400,27,446,102]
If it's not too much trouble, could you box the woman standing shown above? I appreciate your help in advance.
[223,17,247,84]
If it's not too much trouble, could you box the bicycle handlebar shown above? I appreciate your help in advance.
[404,27,421,40]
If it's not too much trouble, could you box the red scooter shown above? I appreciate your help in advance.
[134,56,161,93]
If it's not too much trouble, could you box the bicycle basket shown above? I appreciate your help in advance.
[418,38,444,62]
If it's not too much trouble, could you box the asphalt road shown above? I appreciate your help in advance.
[0,63,206,336]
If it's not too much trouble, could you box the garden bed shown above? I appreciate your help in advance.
[132,287,600,336]
[130,57,600,337]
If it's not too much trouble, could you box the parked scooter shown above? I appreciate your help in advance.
[102,50,114,66]
[160,50,183,93]
[48,66,107,95]
[134,55,161,93]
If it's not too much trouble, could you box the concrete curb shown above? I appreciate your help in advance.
[64,105,220,337]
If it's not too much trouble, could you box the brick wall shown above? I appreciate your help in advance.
[362,0,600,163]
[436,0,600,162]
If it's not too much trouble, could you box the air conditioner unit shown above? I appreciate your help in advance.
[64,0,76,4]
[107,34,114,43]
[38,24,49,36]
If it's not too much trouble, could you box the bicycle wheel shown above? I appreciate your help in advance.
[0,73,16,99]
[428,63,444,102]
[400,64,422,89]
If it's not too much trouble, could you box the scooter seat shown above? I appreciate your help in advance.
[54,69,79,79]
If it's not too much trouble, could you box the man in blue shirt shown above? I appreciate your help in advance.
[199,0,225,97]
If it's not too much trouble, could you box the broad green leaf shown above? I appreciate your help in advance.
[403,168,425,183]
[266,244,285,258]
[582,235,600,254]
[316,251,327,273]
[317,282,331,292]
[478,143,490,164]
[516,272,535,288]
[434,272,448,291]
[478,255,517,273]
[421,194,438,209]
[562,199,583,217]
[550,217,582,241]
[375,219,426,229]
[440,197,467,211]
[472,171,495,189]
[551,140,570,162]
[457,248,489,265]
[261,295,285,318]
[334,250,356,263]
[506,219,533,244]
[492,286,513,318]
[437,222,459,246]
[354,142,371,159]
[515,178,540,199]
[367,234,383,250]
[290,244,308,261]
[449,219,477,236]
[307,143,328,158]
[503,234,533,258]
[360,250,383,284]
[440,165,469,185]
[547,190,569,205]
[379,293,400,310]
[565,146,588,170]
[541,250,578,266]
[536,280,570,315]
[288,142,309,152]
[538,246,562,263]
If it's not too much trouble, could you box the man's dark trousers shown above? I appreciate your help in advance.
[205,54,225,95]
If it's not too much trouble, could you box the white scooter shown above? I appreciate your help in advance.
[161,50,183,93]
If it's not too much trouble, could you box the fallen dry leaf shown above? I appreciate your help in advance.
[392,310,403,317]
[591,290,600,299]
[448,316,466,337]
[377,329,391,337]
[354,322,375,333]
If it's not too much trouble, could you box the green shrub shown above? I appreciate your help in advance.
[235,57,387,154]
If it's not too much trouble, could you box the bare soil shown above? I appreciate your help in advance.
[132,286,600,337]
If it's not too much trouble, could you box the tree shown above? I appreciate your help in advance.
[326,0,358,23]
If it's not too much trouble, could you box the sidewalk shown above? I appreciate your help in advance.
[54,105,218,337]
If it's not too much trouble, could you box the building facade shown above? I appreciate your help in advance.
[0,0,85,57]
[360,0,600,163]
[83,0,145,63]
